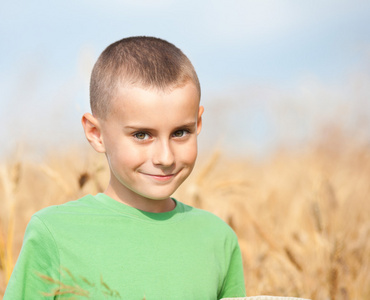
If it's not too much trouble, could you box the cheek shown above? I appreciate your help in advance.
[177,141,198,164]
[108,141,148,169]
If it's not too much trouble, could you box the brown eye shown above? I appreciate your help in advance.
[173,130,187,138]
[134,132,149,140]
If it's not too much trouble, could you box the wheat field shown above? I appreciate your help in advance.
[0,139,369,299]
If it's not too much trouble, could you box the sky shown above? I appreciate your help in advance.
[1,0,370,158]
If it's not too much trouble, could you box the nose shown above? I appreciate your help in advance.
[152,139,175,167]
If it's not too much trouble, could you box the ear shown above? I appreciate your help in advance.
[196,106,204,135]
[81,113,106,153]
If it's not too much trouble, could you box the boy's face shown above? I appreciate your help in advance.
[83,82,203,212]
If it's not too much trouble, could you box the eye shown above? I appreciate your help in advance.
[134,132,150,140]
[172,130,188,138]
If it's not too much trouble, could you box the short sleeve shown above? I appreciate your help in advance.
[4,215,60,299]
[218,238,246,299]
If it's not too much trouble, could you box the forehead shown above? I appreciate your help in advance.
[107,82,200,123]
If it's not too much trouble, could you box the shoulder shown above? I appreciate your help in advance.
[178,200,229,224]
[34,194,98,218]
[29,194,102,232]
[177,201,238,239]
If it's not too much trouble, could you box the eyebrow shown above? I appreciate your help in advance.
[124,122,197,131]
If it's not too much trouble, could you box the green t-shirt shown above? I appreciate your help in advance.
[4,194,246,299]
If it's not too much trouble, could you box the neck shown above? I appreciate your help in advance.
[104,184,176,213]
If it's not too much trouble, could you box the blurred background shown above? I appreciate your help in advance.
[1,0,370,159]
[1,1,370,299]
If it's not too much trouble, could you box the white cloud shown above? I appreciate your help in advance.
[79,0,177,13]
[200,0,370,45]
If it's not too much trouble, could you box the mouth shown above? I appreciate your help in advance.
[140,171,179,182]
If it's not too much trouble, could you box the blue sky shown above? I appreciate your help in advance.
[1,1,370,157]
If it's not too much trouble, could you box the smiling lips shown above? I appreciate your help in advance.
[141,172,178,182]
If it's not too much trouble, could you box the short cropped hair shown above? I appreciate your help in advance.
[90,36,201,118]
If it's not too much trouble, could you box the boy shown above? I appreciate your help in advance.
[5,36,246,299]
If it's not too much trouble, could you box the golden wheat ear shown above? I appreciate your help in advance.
[221,297,311,300]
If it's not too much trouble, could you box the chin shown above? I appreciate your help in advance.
[141,187,178,201]
[146,191,175,201]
